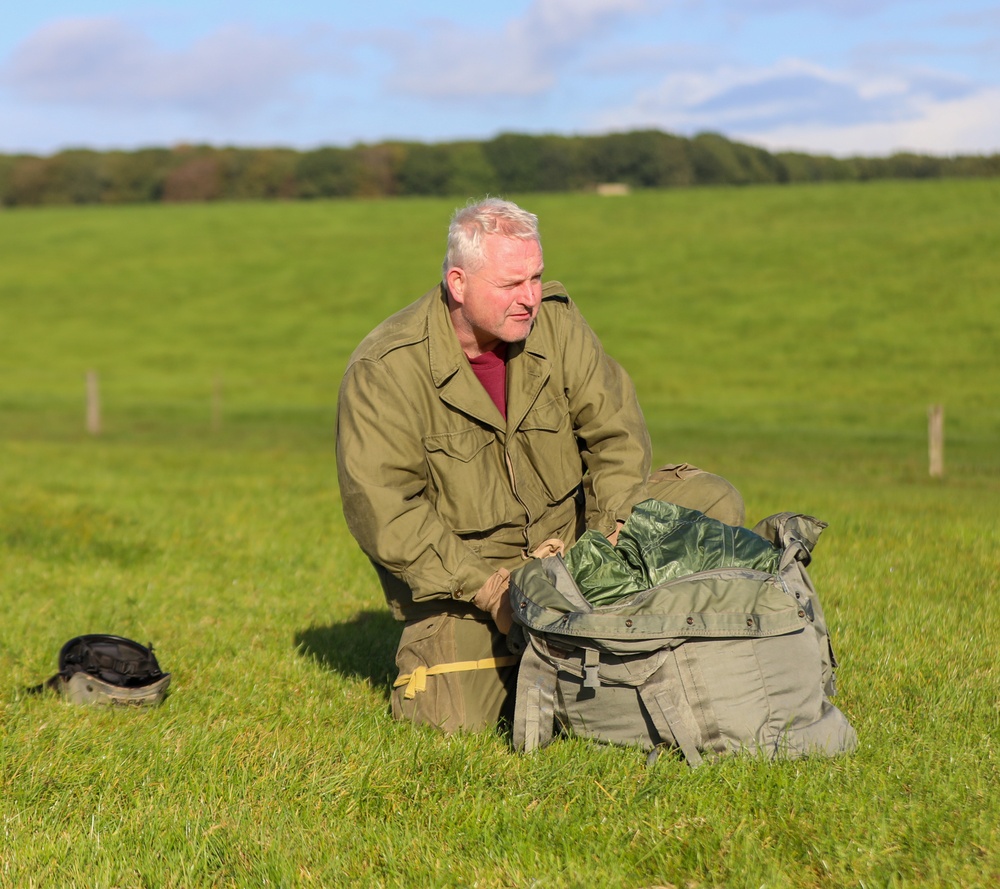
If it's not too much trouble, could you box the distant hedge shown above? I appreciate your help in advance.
[2,129,998,207]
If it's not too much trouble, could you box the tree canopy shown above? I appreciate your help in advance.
[2,130,997,207]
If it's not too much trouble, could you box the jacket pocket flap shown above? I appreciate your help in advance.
[423,427,495,463]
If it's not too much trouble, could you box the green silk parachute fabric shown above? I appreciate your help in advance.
[565,499,782,606]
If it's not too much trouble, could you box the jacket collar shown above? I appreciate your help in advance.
[426,282,551,433]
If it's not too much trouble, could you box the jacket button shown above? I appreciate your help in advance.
[746,618,754,627]
[625,619,633,627]
[686,616,694,626]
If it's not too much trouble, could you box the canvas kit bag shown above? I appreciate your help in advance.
[507,501,857,766]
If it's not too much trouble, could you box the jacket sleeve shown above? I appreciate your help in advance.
[557,298,652,536]
[336,356,493,605]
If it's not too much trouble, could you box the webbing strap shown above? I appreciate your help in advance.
[88,653,146,678]
[393,655,519,700]
[583,648,601,688]
[637,654,706,769]
[523,686,542,753]
[645,689,704,769]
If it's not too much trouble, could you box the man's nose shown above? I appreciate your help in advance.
[517,280,540,305]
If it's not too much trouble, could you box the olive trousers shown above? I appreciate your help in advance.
[390,464,745,734]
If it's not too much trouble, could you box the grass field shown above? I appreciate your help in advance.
[1,180,999,888]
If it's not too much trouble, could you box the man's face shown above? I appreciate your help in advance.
[446,234,544,358]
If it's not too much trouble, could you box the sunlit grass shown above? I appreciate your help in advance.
[1,180,998,887]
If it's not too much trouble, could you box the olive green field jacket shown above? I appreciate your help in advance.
[336,281,652,620]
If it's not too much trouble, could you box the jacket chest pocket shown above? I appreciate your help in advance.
[423,427,510,534]
[517,395,583,504]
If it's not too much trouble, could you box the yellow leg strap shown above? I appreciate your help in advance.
[393,656,519,700]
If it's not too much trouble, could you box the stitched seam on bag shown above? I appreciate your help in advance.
[678,646,716,752]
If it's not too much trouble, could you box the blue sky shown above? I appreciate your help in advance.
[1,0,998,157]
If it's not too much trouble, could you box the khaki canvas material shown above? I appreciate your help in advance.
[337,279,746,734]
[382,472,746,734]
[336,281,653,622]
[60,671,171,707]
[508,511,856,764]
[390,613,518,733]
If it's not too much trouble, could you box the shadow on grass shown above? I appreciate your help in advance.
[294,610,399,699]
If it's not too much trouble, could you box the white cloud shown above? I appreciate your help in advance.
[741,86,1000,156]
[1,3,997,156]
[856,76,910,100]
[591,56,995,155]
[380,21,555,98]
[382,0,665,99]
[524,0,659,41]
[718,0,896,14]
[0,17,334,118]
[595,59,853,127]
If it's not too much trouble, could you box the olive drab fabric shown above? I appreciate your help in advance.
[390,612,519,733]
[336,281,652,622]
[508,508,856,765]
[337,278,748,734]
[565,499,781,606]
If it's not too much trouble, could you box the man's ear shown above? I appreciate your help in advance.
[446,267,466,305]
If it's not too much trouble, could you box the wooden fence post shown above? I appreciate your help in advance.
[928,403,944,478]
[212,375,223,432]
[86,370,101,435]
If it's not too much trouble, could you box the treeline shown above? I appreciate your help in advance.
[2,130,999,207]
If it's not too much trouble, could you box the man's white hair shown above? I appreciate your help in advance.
[443,197,541,278]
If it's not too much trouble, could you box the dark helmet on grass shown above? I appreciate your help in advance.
[49,634,171,706]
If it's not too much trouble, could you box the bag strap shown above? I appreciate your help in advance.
[69,647,152,679]
[513,640,558,752]
[638,684,704,768]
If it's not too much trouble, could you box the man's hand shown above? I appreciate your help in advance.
[530,538,565,559]
[472,568,513,634]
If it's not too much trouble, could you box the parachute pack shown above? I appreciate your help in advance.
[507,502,857,766]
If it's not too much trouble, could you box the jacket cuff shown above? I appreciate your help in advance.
[591,511,622,538]
[448,550,493,603]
